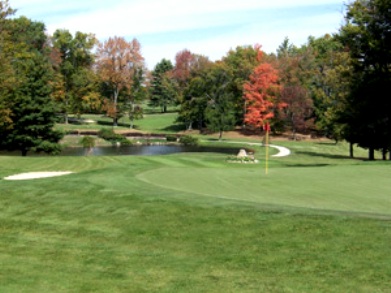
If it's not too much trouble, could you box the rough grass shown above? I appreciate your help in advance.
[0,142,391,292]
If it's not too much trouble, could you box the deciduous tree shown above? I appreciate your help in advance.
[204,63,236,140]
[339,0,391,160]
[0,0,16,131]
[222,45,263,124]
[51,29,97,122]
[275,38,316,135]
[96,36,144,126]
[243,53,283,130]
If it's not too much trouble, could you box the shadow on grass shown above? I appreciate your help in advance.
[295,150,361,161]
[285,163,331,168]
[315,142,338,146]
[97,120,129,128]
[161,124,186,132]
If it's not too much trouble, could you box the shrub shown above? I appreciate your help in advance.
[97,129,131,145]
[79,136,96,148]
[179,135,199,146]
[166,134,178,142]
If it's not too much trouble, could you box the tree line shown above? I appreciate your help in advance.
[0,0,390,159]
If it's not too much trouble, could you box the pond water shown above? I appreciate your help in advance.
[60,145,241,156]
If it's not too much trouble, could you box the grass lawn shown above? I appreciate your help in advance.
[133,112,184,133]
[0,141,390,292]
[55,112,184,134]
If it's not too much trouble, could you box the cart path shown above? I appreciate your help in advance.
[208,141,291,157]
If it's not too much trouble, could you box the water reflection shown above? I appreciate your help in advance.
[61,145,240,156]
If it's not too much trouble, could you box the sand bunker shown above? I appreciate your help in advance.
[4,171,73,181]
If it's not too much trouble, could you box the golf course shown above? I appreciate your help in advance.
[1,117,390,293]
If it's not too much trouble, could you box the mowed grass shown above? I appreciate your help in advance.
[1,142,391,292]
[55,112,184,134]
[133,112,184,133]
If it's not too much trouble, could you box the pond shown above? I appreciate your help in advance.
[58,145,243,156]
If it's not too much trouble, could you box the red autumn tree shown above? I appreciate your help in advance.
[172,49,194,87]
[243,55,283,129]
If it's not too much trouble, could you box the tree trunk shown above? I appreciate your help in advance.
[291,114,296,140]
[113,88,119,127]
[368,147,375,161]
[382,148,387,160]
[64,96,69,124]
[219,130,223,141]
[198,117,203,130]
[349,142,354,158]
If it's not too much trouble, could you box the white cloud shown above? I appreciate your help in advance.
[11,0,345,69]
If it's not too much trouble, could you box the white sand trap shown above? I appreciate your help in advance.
[4,171,73,180]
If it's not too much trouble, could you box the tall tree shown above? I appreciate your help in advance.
[126,67,147,128]
[51,29,97,122]
[96,36,144,126]
[279,85,313,139]
[243,54,283,130]
[149,58,177,113]
[0,0,16,131]
[204,63,236,140]
[0,14,63,156]
[339,0,391,160]
[177,76,208,131]
[172,49,195,99]
[275,38,316,135]
[307,35,352,143]
[176,55,212,130]
[222,45,263,124]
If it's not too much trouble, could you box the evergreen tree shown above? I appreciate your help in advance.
[149,59,177,113]
[0,14,63,156]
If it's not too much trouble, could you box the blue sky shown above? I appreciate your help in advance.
[11,0,346,69]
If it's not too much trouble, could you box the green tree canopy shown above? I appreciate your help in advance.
[149,58,178,113]
[339,0,391,160]
[51,29,98,122]
[0,12,63,155]
[204,63,236,140]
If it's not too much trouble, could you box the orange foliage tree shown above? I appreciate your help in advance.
[96,36,144,126]
[243,51,284,130]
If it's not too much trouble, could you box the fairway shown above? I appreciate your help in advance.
[1,141,391,292]
[137,164,391,216]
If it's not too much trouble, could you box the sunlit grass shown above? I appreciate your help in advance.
[1,130,390,292]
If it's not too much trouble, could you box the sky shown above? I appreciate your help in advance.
[11,0,346,69]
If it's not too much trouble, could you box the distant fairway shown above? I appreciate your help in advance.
[137,164,391,216]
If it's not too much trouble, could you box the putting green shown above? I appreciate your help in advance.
[137,164,391,216]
